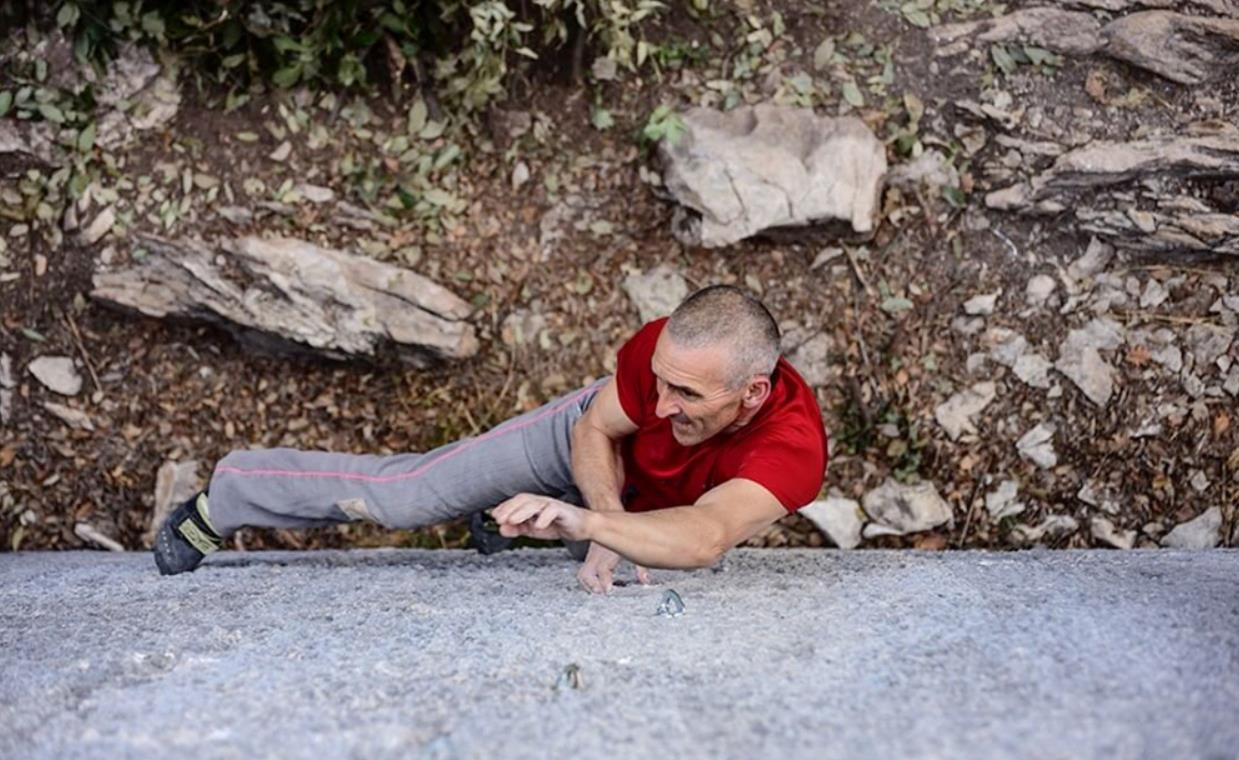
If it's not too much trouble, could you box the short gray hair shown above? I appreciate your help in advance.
[665,285,780,388]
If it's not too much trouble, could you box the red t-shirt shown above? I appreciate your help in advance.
[613,318,828,514]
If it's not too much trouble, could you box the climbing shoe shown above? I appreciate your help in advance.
[153,491,222,576]
[468,510,516,555]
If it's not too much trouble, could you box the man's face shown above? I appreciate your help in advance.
[650,332,750,446]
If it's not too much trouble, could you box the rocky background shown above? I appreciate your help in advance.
[1,0,1236,554]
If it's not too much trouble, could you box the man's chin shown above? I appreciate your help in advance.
[671,425,703,446]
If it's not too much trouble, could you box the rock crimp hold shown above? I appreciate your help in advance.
[659,105,887,248]
[91,235,479,366]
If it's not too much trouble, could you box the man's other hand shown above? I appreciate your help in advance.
[577,542,651,595]
[492,494,589,542]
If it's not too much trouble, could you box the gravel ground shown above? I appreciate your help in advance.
[2,547,1237,759]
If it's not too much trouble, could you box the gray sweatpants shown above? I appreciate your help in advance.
[205,378,607,537]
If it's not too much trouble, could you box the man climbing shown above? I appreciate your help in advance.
[154,285,829,593]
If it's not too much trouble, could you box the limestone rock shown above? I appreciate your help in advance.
[1104,11,1239,85]
[1055,318,1125,407]
[1017,423,1058,469]
[1160,506,1222,549]
[933,6,1239,84]
[800,495,864,549]
[1091,517,1136,550]
[1012,515,1079,545]
[659,105,886,247]
[91,235,478,366]
[1185,324,1236,369]
[934,382,997,441]
[787,333,833,387]
[42,402,94,431]
[985,480,1025,520]
[80,207,116,246]
[1026,274,1057,306]
[1013,353,1054,389]
[964,291,1001,316]
[861,479,953,536]
[931,8,1105,57]
[622,265,688,323]
[87,44,181,152]
[27,356,82,396]
[986,128,1239,256]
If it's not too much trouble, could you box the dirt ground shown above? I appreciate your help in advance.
[2,1,1236,554]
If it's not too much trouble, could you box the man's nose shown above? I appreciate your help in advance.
[655,391,680,419]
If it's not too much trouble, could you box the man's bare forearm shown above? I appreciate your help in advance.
[570,419,625,513]
[584,508,722,570]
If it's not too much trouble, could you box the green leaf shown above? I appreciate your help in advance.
[37,103,65,123]
[1023,46,1061,67]
[591,107,614,131]
[418,120,445,140]
[880,297,914,314]
[842,81,865,107]
[904,92,924,123]
[990,45,1017,75]
[272,64,302,89]
[422,188,456,206]
[432,144,461,170]
[813,39,835,71]
[0,92,11,118]
[407,98,428,135]
[57,3,80,27]
[901,4,932,28]
[77,122,96,152]
[140,11,165,38]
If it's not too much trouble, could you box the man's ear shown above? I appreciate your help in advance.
[742,376,771,408]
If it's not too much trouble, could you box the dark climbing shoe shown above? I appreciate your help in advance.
[153,492,222,576]
[468,510,515,555]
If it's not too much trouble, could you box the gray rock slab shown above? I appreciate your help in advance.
[2,549,1238,760]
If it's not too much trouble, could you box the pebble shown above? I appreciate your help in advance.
[985,480,1024,520]
[1160,506,1222,549]
[1091,517,1135,550]
[800,495,864,549]
[934,382,997,441]
[27,356,83,396]
[622,266,688,323]
[269,140,292,162]
[1025,274,1057,306]
[862,479,953,536]
[963,291,1001,316]
[1016,423,1057,469]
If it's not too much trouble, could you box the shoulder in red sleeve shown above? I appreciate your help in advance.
[614,318,668,426]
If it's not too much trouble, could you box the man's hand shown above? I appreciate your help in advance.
[492,494,590,542]
[577,542,651,595]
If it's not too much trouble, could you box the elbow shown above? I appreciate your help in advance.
[695,531,730,569]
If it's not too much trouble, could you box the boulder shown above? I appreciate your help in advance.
[1104,11,1239,85]
[659,105,886,247]
[91,235,478,366]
